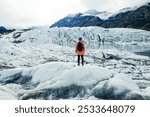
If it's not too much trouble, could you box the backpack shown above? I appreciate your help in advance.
[77,42,83,51]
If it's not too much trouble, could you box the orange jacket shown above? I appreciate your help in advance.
[75,41,85,55]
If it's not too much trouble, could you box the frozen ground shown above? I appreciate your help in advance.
[0,26,150,100]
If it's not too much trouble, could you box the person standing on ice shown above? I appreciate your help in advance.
[75,37,85,66]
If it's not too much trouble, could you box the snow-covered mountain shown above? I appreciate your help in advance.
[51,4,150,31]
[66,10,112,20]
[50,12,103,28]
[0,26,150,100]
[114,6,138,16]
[0,26,7,30]
[50,10,112,28]
[0,26,15,35]
[103,4,150,31]
[83,9,113,20]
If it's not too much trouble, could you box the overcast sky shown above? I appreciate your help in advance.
[0,0,148,28]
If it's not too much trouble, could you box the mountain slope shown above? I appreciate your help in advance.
[50,4,150,31]
[83,9,113,20]
[0,26,6,30]
[50,13,103,27]
[102,5,150,31]
[0,26,15,34]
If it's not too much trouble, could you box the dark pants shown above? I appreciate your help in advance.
[78,55,84,66]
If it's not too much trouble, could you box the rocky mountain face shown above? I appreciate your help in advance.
[0,26,15,34]
[102,5,150,31]
[0,26,6,30]
[50,13,103,27]
[50,4,150,31]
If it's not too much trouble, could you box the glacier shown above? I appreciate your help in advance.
[0,26,150,100]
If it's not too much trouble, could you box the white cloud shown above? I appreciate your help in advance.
[0,0,85,27]
[80,0,149,12]
[0,0,148,28]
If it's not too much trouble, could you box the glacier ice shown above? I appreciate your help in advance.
[0,26,150,100]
